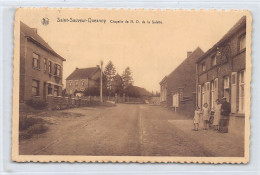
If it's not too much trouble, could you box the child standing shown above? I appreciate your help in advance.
[202,103,210,130]
[193,106,201,131]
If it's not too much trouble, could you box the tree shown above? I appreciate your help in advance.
[121,67,133,90]
[104,61,116,96]
[112,74,124,96]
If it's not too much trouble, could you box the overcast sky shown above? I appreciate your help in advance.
[18,9,245,92]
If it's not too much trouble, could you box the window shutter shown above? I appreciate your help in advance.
[231,72,237,113]
[214,78,218,102]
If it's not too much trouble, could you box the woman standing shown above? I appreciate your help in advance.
[213,99,221,131]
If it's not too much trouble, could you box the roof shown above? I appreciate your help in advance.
[66,67,100,80]
[159,76,167,85]
[168,47,204,76]
[196,16,246,63]
[20,21,66,61]
[159,47,204,85]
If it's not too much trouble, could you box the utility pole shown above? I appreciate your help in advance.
[100,60,103,103]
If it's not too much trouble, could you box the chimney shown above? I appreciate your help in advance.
[75,67,79,70]
[187,51,192,58]
[31,28,37,34]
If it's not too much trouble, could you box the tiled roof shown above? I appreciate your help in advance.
[159,47,204,85]
[196,16,246,63]
[167,47,204,77]
[20,21,65,61]
[66,67,100,80]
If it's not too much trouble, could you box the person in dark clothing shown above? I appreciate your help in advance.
[219,97,231,133]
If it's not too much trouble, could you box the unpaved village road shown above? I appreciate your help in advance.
[19,104,244,157]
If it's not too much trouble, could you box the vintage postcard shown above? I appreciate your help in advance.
[12,8,251,163]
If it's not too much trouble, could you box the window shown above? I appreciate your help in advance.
[48,61,52,74]
[69,81,72,86]
[54,64,61,77]
[210,81,215,109]
[75,81,78,86]
[223,76,230,102]
[81,81,84,86]
[48,84,52,95]
[239,70,245,113]
[32,53,40,69]
[239,34,246,51]
[198,85,202,108]
[211,55,217,67]
[202,84,205,105]
[202,62,206,72]
[224,76,230,89]
[44,58,47,72]
[54,86,59,96]
[32,80,39,96]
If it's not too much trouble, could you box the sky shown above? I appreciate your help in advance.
[18,9,246,92]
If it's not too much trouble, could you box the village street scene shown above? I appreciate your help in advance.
[18,14,246,157]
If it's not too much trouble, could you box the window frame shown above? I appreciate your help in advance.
[44,58,47,72]
[48,61,52,74]
[211,55,217,67]
[54,85,59,96]
[32,53,40,69]
[201,62,206,72]
[32,79,40,96]
[238,70,245,113]
[48,83,52,95]
[239,33,246,52]
[224,76,230,89]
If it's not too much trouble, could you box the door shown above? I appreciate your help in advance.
[231,72,237,113]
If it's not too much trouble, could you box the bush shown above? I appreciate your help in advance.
[25,99,47,109]
[19,115,45,131]
[27,123,48,135]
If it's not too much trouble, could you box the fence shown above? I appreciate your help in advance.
[31,95,144,110]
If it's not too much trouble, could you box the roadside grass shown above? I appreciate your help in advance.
[19,113,48,140]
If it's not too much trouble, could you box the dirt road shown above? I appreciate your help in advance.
[19,104,244,157]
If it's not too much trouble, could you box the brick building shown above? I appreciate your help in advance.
[196,16,246,117]
[20,21,66,103]
[159,47,204,117]
[66,67,101,97]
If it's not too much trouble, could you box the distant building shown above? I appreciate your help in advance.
[66,66,101,97]
[159,47,204,117]
[196,16,246,116]
[20,21,66,102]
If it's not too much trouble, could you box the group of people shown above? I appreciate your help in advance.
[193,97,231,133]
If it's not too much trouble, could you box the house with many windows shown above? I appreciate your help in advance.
[66,66,101,97]
[20,21,66,103]
[159,47,204,117]
[196,16,246,116]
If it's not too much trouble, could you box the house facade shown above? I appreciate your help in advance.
[196,16,246,117]
[66,67,101,97]
[20,22,66,103]
[159,47,204,117]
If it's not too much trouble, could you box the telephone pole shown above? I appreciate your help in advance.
[100,60,103,103]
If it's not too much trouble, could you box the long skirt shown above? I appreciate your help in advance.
[213,112,221,126]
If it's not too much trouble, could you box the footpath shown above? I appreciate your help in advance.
[168,116,244,157]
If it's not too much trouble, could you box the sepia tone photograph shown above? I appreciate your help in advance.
[12,9,251,163]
